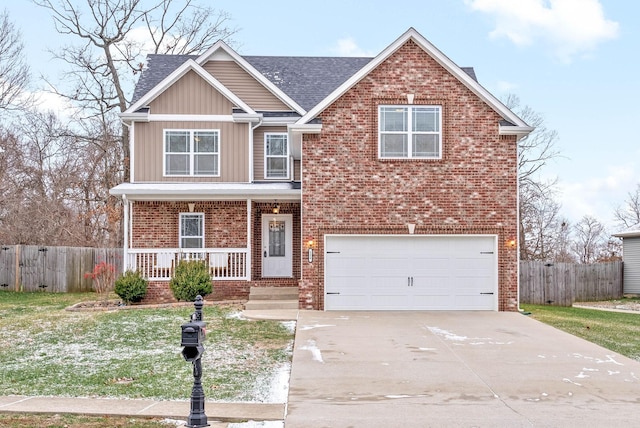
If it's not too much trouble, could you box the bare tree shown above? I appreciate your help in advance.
[614,183,640,230]
[0,10,30,113]
[572,215,606,264]
[30,0,236,246]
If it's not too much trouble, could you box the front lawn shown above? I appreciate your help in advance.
[521,304,640,361]
[0,291,294,401]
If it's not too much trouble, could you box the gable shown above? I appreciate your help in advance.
[148,69,234,115]
[202,60,291,112]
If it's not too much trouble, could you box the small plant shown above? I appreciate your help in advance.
[169,260,212,301]
[84,261,116,300]
[114,270,148,304]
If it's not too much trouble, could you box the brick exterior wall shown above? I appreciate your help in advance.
[131,200,300,303]
[300,40,519,311]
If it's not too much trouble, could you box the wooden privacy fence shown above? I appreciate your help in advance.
[519,261,623,306]
[0,245,123,293]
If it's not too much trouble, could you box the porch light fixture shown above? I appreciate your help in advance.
[188,203,195,213]
[272,204,280,214]
[306,239,314,263]
[507,239,517,248]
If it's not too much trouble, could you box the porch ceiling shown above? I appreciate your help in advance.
[109,182,301,201]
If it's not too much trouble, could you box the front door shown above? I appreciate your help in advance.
[262,214,293,277]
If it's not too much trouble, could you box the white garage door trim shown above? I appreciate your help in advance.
[324,234,498,311]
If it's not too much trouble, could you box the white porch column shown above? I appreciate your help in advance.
[246,198,252,281]
[122,195,129,273]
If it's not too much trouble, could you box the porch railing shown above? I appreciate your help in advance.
[126,248,248,281]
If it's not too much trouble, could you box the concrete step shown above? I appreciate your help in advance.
[249,286,298,301]
[244,299,299,310]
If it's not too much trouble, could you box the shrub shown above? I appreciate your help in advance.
[114,270,148,304]
[84,261,116,299]
[169,260,212,301]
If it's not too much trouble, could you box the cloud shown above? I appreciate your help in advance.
[330,37,375,57]
[557,164,638,229]
[466,0,619,62]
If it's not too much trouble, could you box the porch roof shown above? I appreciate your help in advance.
[109,182,301,201]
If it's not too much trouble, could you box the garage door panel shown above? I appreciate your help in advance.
[325,235,497,311]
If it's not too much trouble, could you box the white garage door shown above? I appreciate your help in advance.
[325,235,497,311]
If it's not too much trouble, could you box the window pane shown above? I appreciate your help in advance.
[413,107,440,132]
[181,237,203,249]
[268,221,286,257]
[166,154,189,175]
[413,134,440,157]
[267,158,287,177]
[380,134,408,157]
[195,154,218,175]
[380,107,407,132]
[166,131,189,152]
[194,132,218,153]
[266,135,287,156]
[181,215,203,237]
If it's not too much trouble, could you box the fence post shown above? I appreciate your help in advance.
[15,244,21,291]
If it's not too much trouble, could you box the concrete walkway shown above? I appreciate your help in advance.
[0,396,285,426]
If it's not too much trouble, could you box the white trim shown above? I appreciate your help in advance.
[196,40,306,115]
[287,123,322,134]
[246,199,252,281]
[297,27,530,132]
[150,114,235,122]
[130,122,135,183]
[163,129,221,177]
[122,195,129,272]
[378,105,442,160]
[109,182,301,201]
[124,59,256,116]
[264,132,290,180]
[179,212,205,249]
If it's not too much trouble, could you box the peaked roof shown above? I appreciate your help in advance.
[297,27,530,133]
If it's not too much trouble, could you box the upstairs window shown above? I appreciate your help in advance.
[265,133,289,179]
[164,130,220,176]
[179,213,204,248]
[378,105,442,159]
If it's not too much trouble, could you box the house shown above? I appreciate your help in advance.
[110,28,533,311]
[612,225,640,294]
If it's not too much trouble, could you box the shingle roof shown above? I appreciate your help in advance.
[130,53,477,113]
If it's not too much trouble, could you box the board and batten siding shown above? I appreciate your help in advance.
[203,60,290,112]
[148,70,234,114]
[253,126,300,181]
[133,120,249,182]
[623,238,640,293]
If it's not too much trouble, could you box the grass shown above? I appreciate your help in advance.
[0,291,294,402]
[0,413,175,428]
[521,303,640,361]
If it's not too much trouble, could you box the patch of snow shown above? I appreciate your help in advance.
[608,370,621,375]
[280,321,296,334]
[301,340,324,363]
[419,347,437,351]
[562,378,583,387]
[299,324,335,331]
[575,372,590,379]
[226,311,246,320]
[229,421,284,428]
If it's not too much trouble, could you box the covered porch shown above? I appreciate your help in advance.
[110,182,302,300]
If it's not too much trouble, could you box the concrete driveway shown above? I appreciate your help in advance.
[285,311,640,427]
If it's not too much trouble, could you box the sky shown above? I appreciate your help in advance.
[4,0,639,232]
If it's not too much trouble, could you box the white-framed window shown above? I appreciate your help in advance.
[378,105,442,159]
[264,133,289,179]
[179,213,204,248]
[164,130,220,176]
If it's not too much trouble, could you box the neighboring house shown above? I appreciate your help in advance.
[612,225,640,294]
[110,28,533,311]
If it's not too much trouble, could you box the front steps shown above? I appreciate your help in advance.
[244,286,299,310]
